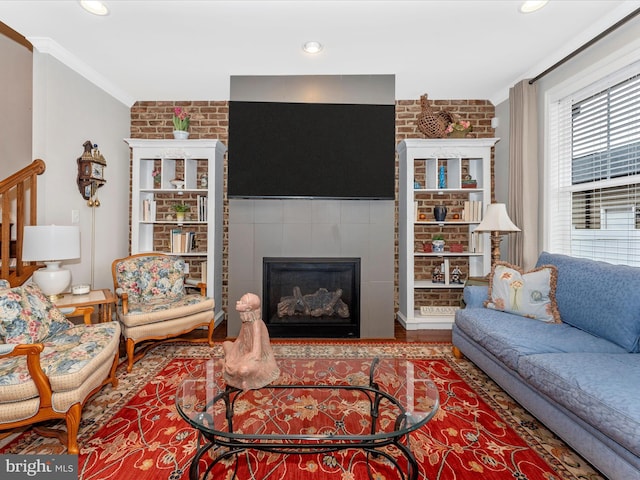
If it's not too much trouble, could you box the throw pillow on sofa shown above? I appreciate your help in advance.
[484,262,561,323]
[0,283,73,344]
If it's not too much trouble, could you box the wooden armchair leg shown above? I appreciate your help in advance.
[109,352,119,388]
[126,338,136,373]
[65,403,82,454]
[207,318,214,347]
[452,346,464,359]
[32,403,82,454]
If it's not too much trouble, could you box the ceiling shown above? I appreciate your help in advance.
[1,1,639,106]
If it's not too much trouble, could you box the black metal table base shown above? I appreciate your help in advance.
[189,434,419,480]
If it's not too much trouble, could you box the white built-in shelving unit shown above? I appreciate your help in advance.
[397,138,498,329]
[125,138,226,323]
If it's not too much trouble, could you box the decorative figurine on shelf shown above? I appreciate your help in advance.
[438,165,446,189]
[462,173,477,189]
[451,265,464,284]
[222,293,280,391]
[414,179,422,189]
[432,266,444,284]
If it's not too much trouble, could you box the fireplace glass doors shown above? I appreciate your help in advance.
[263,257,360,338]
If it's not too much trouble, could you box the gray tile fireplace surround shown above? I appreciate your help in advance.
[227,199,395,338]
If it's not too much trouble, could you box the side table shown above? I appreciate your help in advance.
[54,289,116,323]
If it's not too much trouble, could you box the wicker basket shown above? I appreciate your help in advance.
[416,94,456,138]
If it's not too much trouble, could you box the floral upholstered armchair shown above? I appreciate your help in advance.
[0,279,120,454]
[111,253,214,372]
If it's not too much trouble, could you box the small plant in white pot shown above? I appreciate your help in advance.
[172,203,190,222]
[432,234,445,252]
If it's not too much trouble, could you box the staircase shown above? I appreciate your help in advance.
[0,159,46,287]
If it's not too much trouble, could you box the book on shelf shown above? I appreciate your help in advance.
[197,195,208,221]
[462,200,482,222]
[470,231,484,253]
[443,260,450,285]
[141,199,156,222]
[200,260,207,283]
[170,229,197,253]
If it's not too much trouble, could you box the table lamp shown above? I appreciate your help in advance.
[23,225,80,300]
[474,203,520,268]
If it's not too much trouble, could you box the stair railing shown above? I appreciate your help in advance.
[0,159,46,286]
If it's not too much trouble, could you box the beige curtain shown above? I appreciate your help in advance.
[508,80,539,269]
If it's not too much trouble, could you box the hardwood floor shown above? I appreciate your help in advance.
[212,319,452,343]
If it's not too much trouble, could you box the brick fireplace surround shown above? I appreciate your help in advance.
[129,99,496,337]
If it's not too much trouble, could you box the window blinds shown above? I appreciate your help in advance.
[548,63,640,266]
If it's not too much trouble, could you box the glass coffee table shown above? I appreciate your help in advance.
[176,356,439,480]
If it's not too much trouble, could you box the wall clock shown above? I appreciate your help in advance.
[77,140,107,205]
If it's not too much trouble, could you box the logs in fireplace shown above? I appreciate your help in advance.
[263,258,360,338]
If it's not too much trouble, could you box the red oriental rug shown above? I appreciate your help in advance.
[0,342,603,480]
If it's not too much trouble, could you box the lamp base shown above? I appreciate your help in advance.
[32,262,71,301]
[490,231,503,269]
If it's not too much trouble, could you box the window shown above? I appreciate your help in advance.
[547,63,640,266]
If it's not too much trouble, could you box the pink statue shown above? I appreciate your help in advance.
[222,293,280,390]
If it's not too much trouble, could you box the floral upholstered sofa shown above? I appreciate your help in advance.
[0,279,120,453]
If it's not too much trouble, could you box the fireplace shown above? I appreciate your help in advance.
[263,257,360,338]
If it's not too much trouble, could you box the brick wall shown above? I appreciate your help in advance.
[130,98,495,318]
[395,99,496,308]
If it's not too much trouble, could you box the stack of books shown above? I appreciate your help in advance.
[171,229,197,253]
[462,201,482,222]
[141,199,156,221]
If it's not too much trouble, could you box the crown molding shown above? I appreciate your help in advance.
[28,37,134,107]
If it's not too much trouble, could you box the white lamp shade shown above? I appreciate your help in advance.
[474,203,520,233]
[22,225,80,262]
[22,225,80,298]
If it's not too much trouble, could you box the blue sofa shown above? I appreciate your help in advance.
[452,252,640,479]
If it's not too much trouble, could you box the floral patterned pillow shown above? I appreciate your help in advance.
[0,283,73,344]
[484,262,561,323]
[114,255,185,304]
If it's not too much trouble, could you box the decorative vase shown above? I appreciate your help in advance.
[438,166,446,189]
[173,130,189,140]
[432,240,445,253]
[434,205,447,222]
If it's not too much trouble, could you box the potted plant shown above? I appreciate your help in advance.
[172,107,191,139]
[432,234,445,252]
[172,202,190,222]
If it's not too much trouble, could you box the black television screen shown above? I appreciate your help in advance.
[228,101,396,199]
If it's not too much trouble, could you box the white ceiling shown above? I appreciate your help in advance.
[1,1,639,106]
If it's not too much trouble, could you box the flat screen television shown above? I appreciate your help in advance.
[228,101,396,199]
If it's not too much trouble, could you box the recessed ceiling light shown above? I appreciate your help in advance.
[80,1,109,16]
[303,41,323,54]
[520,1,548,14]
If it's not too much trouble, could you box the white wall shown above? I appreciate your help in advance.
[0,34,31,179]
[32,52,131,290]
